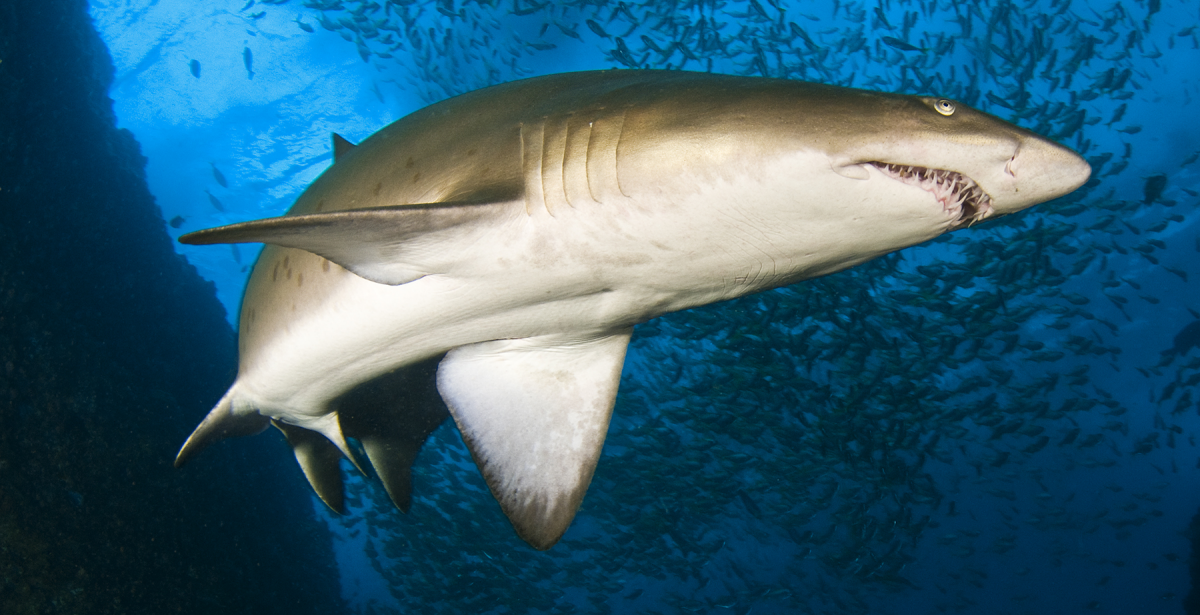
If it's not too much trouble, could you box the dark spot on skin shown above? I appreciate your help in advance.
[406,157,415,168]
[316,199,325,212]
[412,172,421,183]
[283,256,290,269]
[321,259,330,272]
[467,148,477,156]
[374,182,382,196]
[272,261,279,281]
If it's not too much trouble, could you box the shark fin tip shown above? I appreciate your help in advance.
[332,133,357,161]
[174,390,268,468]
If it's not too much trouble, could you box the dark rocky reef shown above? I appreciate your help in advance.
[0,2,344,613]
[1189,508,1200,615]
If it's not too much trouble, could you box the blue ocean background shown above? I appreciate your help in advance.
[9,0,1197,612]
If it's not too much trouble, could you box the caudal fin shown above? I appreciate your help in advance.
[175,388,269,468]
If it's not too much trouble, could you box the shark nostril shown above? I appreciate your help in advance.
[1005,156,1017,178]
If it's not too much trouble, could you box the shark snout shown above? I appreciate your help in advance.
[987,136,1091,215]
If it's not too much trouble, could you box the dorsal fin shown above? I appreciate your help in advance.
[332,133,356,161]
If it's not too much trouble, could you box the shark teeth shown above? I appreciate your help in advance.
[870,162,995,230]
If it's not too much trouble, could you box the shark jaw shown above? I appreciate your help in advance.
[868,162,996,230]
[173,70,1091,550]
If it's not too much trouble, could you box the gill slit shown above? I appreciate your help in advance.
[584,120,600,204]
[613,109,629,198]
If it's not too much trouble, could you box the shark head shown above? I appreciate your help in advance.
[175,70,1090,550]
[816,90,1091,226]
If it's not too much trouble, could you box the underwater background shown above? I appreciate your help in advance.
[2,0,1198,613]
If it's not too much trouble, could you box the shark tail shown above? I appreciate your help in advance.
[174,385,362,515]
[174,387,269,468]
[176,365,454,517]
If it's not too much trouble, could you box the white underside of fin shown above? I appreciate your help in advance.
[436,329,632,549]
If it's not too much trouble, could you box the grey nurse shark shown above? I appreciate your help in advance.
[175,69,1090,550]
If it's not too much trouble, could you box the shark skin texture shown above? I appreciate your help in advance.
[173,69,1091,550]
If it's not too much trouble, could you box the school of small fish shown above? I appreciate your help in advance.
[215,0,1197,612]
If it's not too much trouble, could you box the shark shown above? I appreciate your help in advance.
[174,69,1091,550]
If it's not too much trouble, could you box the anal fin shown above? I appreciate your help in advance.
[338,357,450,513]
[273,420,346,514]
[436,330,632,550]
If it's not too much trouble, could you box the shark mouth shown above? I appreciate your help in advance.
[869,162,995,230]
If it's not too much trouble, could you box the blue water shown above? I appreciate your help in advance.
[88,0,1199,613]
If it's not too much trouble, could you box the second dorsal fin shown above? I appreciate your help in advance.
[332,133,356,161]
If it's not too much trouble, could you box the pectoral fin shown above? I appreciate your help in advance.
[436,330,632,550]
[178,199,514,286]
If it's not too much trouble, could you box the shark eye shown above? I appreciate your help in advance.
[934,99,956,116]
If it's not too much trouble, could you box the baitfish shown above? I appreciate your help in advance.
[1163,320,1200,357]
[243,46,254,80]
[174,70,1090,550]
